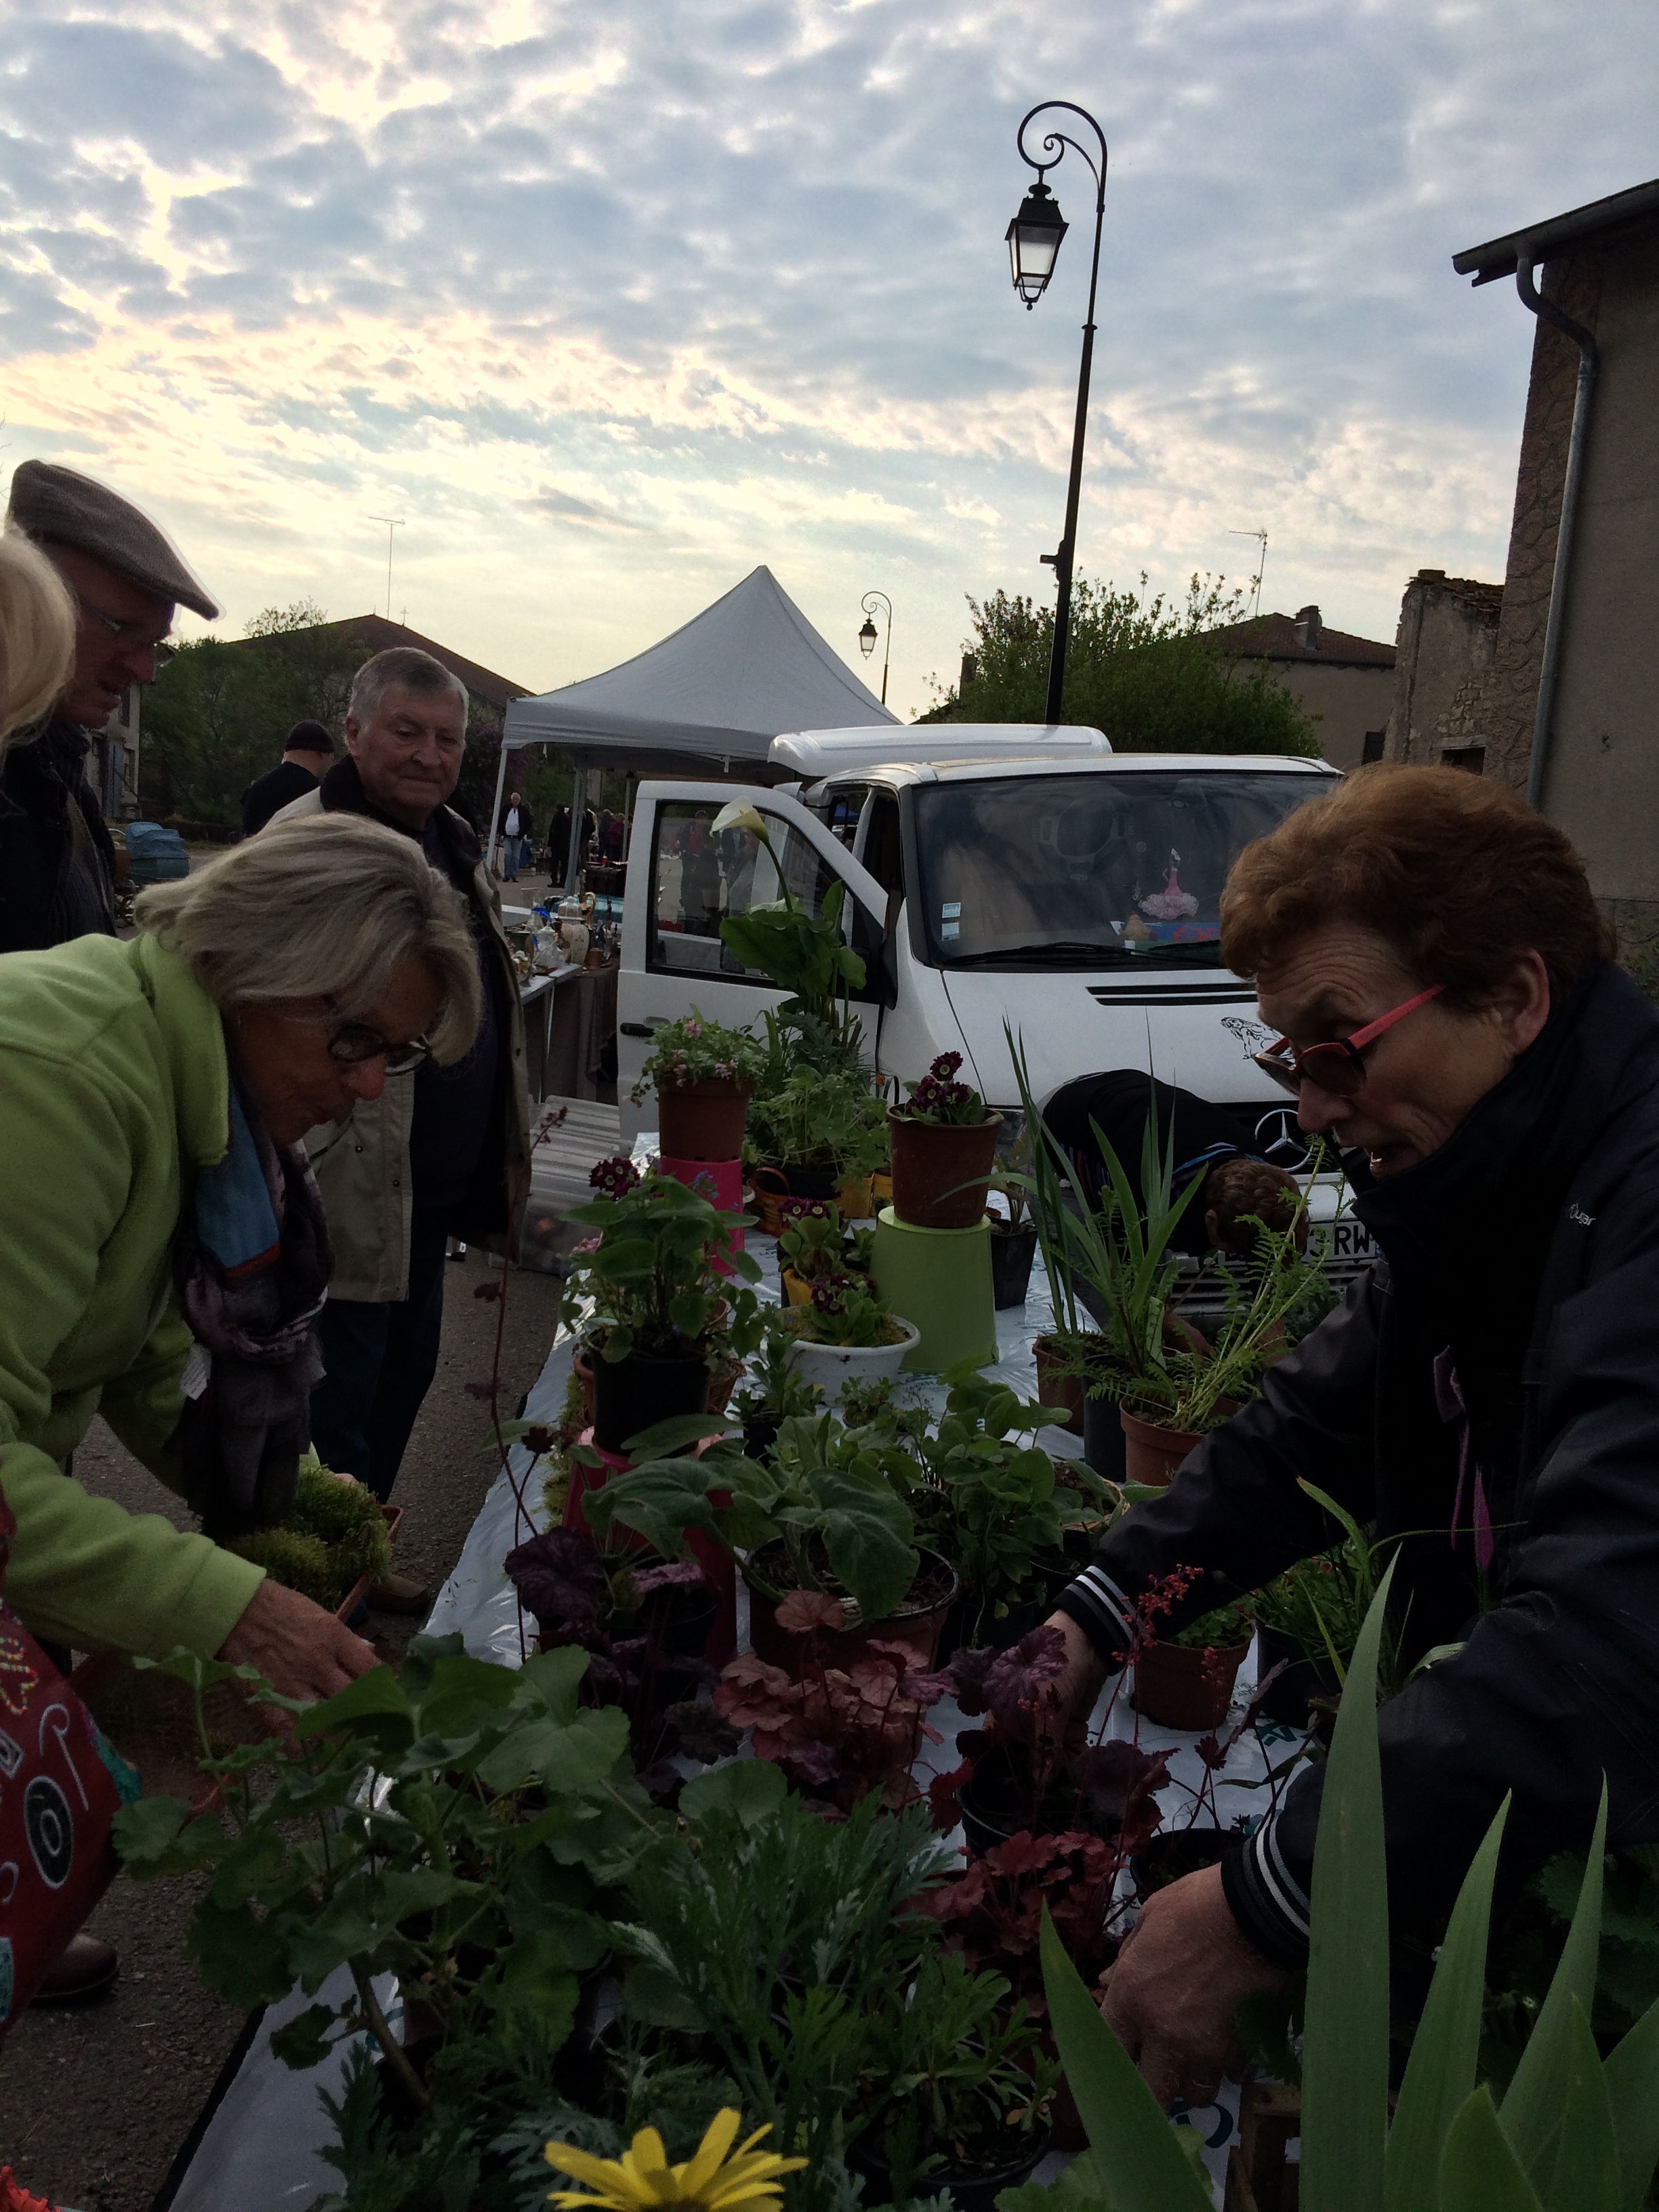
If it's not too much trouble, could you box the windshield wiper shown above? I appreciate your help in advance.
[945,938,1223,968]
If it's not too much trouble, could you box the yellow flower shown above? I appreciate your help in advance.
[545,2109,806,2212]
[711,802,766,838]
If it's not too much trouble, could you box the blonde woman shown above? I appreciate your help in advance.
[0,526,75,761]
[0,813,480,1704]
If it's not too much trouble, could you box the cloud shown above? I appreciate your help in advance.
[0,0,1650,716]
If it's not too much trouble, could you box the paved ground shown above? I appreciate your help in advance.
[0,1250,568,2212]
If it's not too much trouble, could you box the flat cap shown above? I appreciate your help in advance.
[7,459,220,621]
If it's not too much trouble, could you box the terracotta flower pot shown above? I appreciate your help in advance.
[885,1110,1002,1229]
[743,1541,958,1672]
[655,1077,754,1162]
[1033,1334,1084,1436]
[1119,1406,1205,1488]
[704,1352,743,1415]
[1131,1635,1251,1731]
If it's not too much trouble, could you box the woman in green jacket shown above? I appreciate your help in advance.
[0,811,480,1699]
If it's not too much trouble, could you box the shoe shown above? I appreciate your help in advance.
[367,1571,432,1616]
[32,1932,119,2005]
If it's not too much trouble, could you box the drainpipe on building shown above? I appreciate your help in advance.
[1513,243,1599,811]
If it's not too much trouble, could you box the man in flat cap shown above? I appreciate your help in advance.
[241,718,335,837]
[0,459,218,954]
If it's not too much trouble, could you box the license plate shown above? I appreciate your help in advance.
[1318,1213,1375,1265]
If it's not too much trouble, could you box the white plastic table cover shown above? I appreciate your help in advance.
[169,1155,1300,2208]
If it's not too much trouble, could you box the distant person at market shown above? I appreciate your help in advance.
[597,806,624,863]
[0,816,474,1992]
[1038,766,1659,2112]
[270,649,530,1604]
[497,787,533,882]
[241,718,334,837]
[0,459,218,954]
[1042,1069,1304,1258]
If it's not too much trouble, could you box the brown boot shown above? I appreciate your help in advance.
[32,1932,119,2005]
[367,1570,432,1616]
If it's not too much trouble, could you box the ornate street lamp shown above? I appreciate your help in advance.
[1007,101,1108,724]
[857,590,893,707]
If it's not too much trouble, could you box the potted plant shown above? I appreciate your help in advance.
[631,1007,765,1161]
[581,1409,959,1670]
[776,1271,920,1389]
[775,1197,874,1305]
[562,1155,763,1452]
[842,1950,1058,2211]
[222,1453,396,1616]
[987,1123,1040,1309]
[887,1052,1002,1229]
[745,1067,888,1231]
[1130,1594,1255,1731]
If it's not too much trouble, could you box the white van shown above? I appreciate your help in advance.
[617,726,1345,1183]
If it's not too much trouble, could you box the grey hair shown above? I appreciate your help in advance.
[134,814,481,1064]
[0,529,76,760]
[347,646,468,729]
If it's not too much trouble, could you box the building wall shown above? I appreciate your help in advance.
[1382,572,1504,769]
[1271,661,1397,769]
[1525,227,1659,945]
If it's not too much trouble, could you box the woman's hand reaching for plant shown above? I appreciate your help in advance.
[217,1577,380,1703]
[1099,1863,1292,2108]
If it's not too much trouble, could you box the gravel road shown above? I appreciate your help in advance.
[0,1248,567,2212]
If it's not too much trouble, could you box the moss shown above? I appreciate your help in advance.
[227,1526,342,1608]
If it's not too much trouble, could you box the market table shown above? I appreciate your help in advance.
[164,1170,1290,2209]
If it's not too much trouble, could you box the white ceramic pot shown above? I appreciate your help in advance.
[781,1317,921,1391]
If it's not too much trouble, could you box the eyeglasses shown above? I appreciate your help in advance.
[71,587,171,651]
[321,1002,434,1075]
[1252,985,1444,1099]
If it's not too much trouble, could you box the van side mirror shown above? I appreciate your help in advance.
[849,898,897,1008]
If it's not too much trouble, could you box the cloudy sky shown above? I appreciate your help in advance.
[0,0,1650,721]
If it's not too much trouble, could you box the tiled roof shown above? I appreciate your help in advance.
[1204,611,1396,669]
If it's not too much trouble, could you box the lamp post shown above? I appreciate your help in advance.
[857,589,893,706]
[1005,101,1108,725]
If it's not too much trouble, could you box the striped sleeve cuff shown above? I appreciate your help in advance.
[1219,1812,1313,1969]
[1053,1563,1139,1661]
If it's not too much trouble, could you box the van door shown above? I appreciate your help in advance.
[617,783,888,1143]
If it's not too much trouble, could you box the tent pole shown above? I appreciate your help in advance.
[485,735,511,879]
[565,754,585,890]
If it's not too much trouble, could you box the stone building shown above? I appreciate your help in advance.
[1381,571,1504,771]
[1203,605,1396,769]
[1448,176,1659,947]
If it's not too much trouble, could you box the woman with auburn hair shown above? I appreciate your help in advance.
[1038,764,1653,2106]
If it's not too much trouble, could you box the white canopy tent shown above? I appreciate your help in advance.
[492,566,897,880]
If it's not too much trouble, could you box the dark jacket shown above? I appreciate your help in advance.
[497,798,535,840]
[1057,962,1659,1963]
[241,758,321,838]
[0,719,117,952]
[1043,1071,1263,1258]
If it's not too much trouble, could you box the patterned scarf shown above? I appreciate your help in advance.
[172,1067,331,1537]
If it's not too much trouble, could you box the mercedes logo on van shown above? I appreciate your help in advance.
[1254,1107,1311,1168]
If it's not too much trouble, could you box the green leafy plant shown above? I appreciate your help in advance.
[731,1324,822,1445]
[777,1199,872,1288]
[1162,1596,1254,1653]
[1253,1482,1416,1706]
[630,1007,764,1103]
[745,1067,888,1179]
[711,801,867,1033]
[842,1950,1058,2198]
[1038,1561,1659,2212]
[779,1274,907,1349]
[561,1159,762,1366]
[583,1410,920,1625]
[112,1639,651,2144]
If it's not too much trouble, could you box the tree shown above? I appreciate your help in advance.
[922,573,1319,757]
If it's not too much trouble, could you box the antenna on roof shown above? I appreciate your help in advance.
[369,515,404,619]
[1228,527,1268,621]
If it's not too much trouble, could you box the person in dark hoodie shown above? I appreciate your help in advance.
[1040,764,1658,2112]
[269,648,529,1606]
[0,460,218,952]
[241,718,334,836]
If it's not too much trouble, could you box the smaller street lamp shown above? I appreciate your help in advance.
[857,590,893,707]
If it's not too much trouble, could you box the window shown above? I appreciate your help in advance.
[1441,746,1485,776]
[1361,730,1386,764]
[648,802,847,983]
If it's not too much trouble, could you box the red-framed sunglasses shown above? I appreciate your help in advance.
[1252,985,1444,1099]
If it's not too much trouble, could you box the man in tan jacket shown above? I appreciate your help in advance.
[272,647,530,1607]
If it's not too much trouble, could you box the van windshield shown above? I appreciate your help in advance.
[912,769,1331,969]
